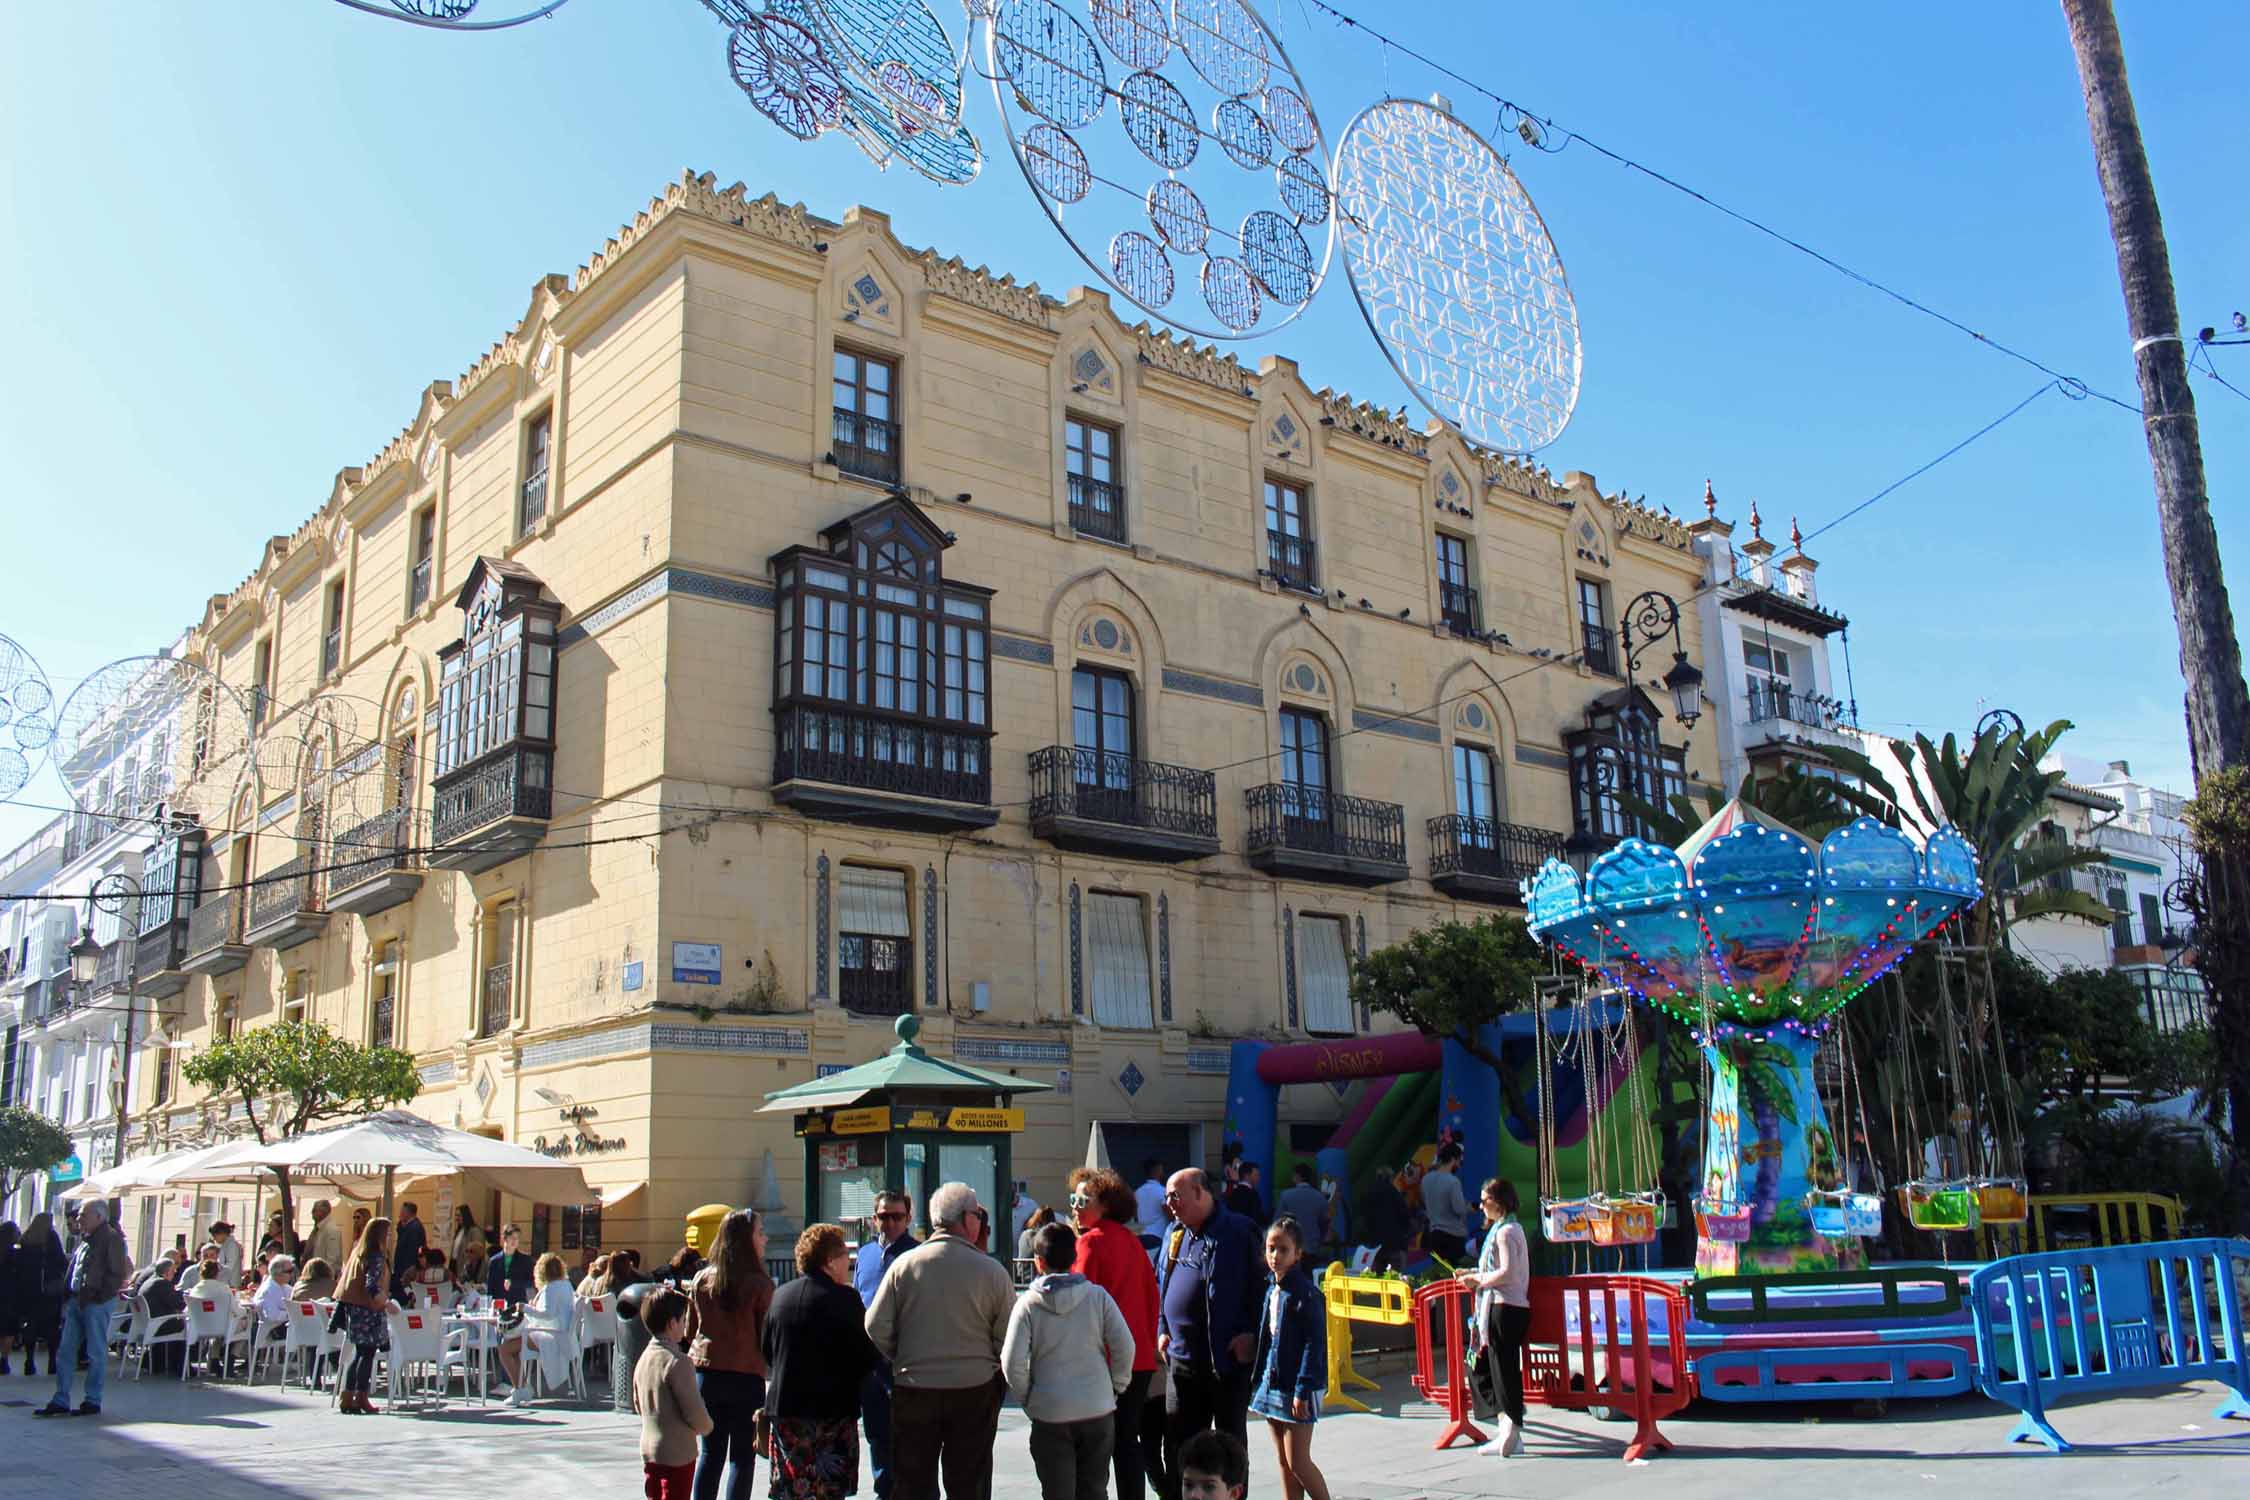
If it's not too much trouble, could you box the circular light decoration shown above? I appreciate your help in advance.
[327,0,572,29]
[988,0,1333,339]
[0,634,57,804]
[54,656,256,831]
[1333,96,1583,452]
[729,17,846,141]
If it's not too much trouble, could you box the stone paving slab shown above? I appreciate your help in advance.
[7,1364,2246,1498]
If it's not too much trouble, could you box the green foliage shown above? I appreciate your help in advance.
[1998,957,2202,1114]
[1727,1039,1802,1126]
[1351,915,1547,1121]
[1816,718,2114,944]
[181,1020,420,1146]
[2038,1106,2241,1236]
[2184,764,2250,846]
[1623,762,1890,846]
[0,1105,75,1200]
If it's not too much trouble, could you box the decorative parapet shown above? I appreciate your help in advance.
[917,250,1055,329]
[1611,492,1693,551]
[573,171,820,293]
[1313,387,1428,456]
[1134,325,1248,393]
[1475,447,1560,504]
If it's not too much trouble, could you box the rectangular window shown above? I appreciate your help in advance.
[1300,915,1354,1035]
[372,940,398,1048]
[1578,580,1614,675]
[409,506,435,611]
[1086,893,1154,1029]
[2106,884,2133,947]
[323,578,346,679]
[2140,892,2164,947]
[1070,666,1136,817]
[251,638,273,730]
[519,412,551,536]
[151,1041,172,1107]
[1263,479,1316,590]
[1065,417,1125,543]
[1436,534,1478,634]
[1452,743,1497,827]
[838,866,913,1016]
[481,902,515,1037]
[282,970,309,1025]
[831,350,899,484]
[1279,708,1330,831]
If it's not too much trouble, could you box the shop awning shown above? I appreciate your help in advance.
[760,1014,1051,1113]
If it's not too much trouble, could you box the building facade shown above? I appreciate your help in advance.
[1687,493,1860,793]
[54,173,1721,1256]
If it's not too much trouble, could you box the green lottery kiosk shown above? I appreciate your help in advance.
[761,1015,1049,1255]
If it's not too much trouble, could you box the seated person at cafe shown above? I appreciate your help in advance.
[185,1254,232,1302]
[133,1255,189,1375]
[252,1255,299,1325]
[413,1246,460,1305]
[292,1257,338,1304]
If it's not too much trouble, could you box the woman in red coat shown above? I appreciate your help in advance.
[1069,1166,1161,1499]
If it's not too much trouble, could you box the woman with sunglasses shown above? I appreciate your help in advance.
[1068,1166,1162,1499]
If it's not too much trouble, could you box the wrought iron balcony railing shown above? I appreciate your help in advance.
[371,994,396,1049]
[409,554,432,611]
[479,962,512,1037]
[249,854,323,935]
[518,466,548,535]
[185,892,246,961]
[831,409,901,485]
[322,627,342,679]
[328,806,418,898]
[840,941,914,1018]
[1068,474,1127,543]
[1028,747,1218,840]
[1428,815,1565,893]
[1265,529,1318,592]
[432,749,553,848]
[1745,682,1859,732]
[1245,784,1407,867]
[1440,581,1481,636]
[774,703,990,806]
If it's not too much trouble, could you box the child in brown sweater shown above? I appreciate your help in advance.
[633,1287,714,1500]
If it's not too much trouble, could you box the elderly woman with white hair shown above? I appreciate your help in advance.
[32,1198,128,1418]
[863,1181,1017,1500]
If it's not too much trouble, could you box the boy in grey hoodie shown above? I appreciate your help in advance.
[1004,1222,1136,1500]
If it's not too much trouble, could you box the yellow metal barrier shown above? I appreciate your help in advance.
[1980,1191,2184,1259]
[1320,1265,1415,1413]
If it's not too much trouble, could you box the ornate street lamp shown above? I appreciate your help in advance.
[1976,707,2026,740]
[1616,591,1704,730]
[68,925,101,985]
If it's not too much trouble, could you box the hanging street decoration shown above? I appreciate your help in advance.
[328,0,577,29]
[987,0,1335,339]
[0,634,57,805]
[52,657,257,830]
[1333,95,1582,453]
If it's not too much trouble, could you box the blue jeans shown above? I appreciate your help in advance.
[861,1363,894,1499]
[54,1299,116,1409]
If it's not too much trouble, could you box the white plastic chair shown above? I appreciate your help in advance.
[245,1305,293,1384]
[575,1294,619,1384]
[517,1302,584,1404]
[273,1301,334,1389]
[182,1296,250,1381]
[115,1293,189,1380]
[386,1306,449,1408]
[441,1315,498,1403]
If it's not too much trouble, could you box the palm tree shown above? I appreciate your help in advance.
[1623,761,1890,846]
[1815,719,2115,949]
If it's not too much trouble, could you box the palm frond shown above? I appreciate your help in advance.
[2010,889,2120,927]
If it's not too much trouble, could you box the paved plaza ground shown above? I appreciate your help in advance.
[9,1354,2245,1500]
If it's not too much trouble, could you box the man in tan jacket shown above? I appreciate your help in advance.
[865,1181,1015,1499]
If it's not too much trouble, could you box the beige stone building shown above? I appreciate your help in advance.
[123,171,1715,1259]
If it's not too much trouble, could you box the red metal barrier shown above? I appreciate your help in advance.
[1410,1281,1486,1450]
[1526,1274,1694,1462]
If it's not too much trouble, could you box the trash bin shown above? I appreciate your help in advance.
[612,1280,659,1412]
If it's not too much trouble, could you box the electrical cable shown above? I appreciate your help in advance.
[1796,380,2067,548]
[1295,0,2142,416]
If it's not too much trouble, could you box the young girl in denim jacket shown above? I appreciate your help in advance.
[1246,1215,1330,1500]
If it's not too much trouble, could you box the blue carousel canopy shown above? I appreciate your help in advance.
[1522,801,1981,1032]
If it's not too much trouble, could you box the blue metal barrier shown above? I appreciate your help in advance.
[1696,1342,1971,1403]
[1968,1236,2250,1452]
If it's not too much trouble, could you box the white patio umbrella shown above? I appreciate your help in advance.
[184,1109,595,1213]
[62,1138,278,1200]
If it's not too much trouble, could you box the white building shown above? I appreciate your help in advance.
[2064,755,2207,1035]
[1687,489,1862,791]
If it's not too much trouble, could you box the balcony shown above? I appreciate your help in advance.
[1745,682,1859,735]
[840,940,914,1018]
[87,940,129,999]
[831,409,900,485]
[1428,816,1565,904]
[182,893,251,977]
[1029,747,1220,862]
[246,854,329,952]
[322,627,342,680]
[478,962,512,1038]
[1244,784,1408,885]
[1440,581,1480,636]
[429,748,552,873]
[1265,530,1317,592]
[772,703,996,831]
[518,466,548,534]
[409,554,432,611]
[326,806,423,917]
[136,913,193,999]
[1068,475,1127,544]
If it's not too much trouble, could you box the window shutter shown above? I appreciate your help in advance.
[1300,916,1354,1035]
[1086,893,1154,1029]
[838,867,912,937]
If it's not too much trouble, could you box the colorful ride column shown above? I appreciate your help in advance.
[1524,802,1982,1275]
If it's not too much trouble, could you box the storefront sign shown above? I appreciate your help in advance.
[672,941,722,985]
[894,1107,1026,1133]
[533,1128,628,1157]
[797,1106,892,1137]
[47,1153,83,1185]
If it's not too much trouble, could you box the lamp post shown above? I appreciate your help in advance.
[69,873,143,1173]
[1616,591,1705,730]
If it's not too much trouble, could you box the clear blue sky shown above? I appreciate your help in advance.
[2,1,2243,853]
